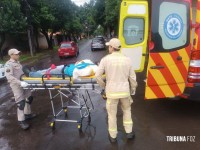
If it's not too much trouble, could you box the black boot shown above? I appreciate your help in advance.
[18,121,30,130]
[25,113,37,120]
[22,66,31,77]
[108,134,117,143]
[126,131,135,139]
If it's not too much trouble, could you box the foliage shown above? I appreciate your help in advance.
[94,25,104,36]
[79,0,97,36]
[94,0,105,28]
[0,0,121,59]
[0,0,27,59]
[105,0,120,30]
[0,0,27,33]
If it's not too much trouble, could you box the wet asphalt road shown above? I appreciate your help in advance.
[1,39,200,150]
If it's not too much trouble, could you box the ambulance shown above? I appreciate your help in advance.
[118,0,200,100]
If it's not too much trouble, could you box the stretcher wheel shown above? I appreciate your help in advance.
[88,115,91,124]
[77,124,81,129]
[50,121,55,128]
[77,123,82,131]
[64,112,68,118]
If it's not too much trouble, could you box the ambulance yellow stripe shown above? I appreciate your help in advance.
[197,10,200,23]
[148,56,174,97]
[177,48,190,60]
[145,87,157,99]
[194,32,198,50]
[160,53,184,88]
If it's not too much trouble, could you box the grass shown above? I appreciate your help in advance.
[53,46,59,52]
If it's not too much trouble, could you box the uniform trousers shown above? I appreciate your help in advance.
[106,97,133,138]
[10,83,32,121]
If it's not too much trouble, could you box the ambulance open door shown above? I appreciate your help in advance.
[118,0,149,72]
[145,0,192,99]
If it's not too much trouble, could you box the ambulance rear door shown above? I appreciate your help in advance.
[145,0,192,99]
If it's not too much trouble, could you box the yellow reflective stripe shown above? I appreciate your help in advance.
[107,92,129,97]
[123,121,133,125]
[107,99,111,104]
[108,128,117,132]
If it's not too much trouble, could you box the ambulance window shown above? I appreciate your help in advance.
[159,2,188,50]
[123,18,144,45]
[151,0,189,52]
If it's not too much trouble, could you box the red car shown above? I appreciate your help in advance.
[58,41,79,58]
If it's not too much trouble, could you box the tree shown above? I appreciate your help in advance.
[29,0,77,48]
[0,0,27,59]
[79,0,97,38]
[104,0,120,37]
[94,0,105,29]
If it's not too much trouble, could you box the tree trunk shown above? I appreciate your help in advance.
[34,28,40,52]
[0,33,6,60]
[106,26,111,38]
[67,33,71,41]
[49,32,54,48]
[41,29,52,49]
[27,28,33,57]
[31,26,36,55]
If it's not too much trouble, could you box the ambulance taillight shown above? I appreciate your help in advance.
[187,51,200,83]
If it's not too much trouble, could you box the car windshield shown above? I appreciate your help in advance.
[93,38,103,42]
[60,43,71,48]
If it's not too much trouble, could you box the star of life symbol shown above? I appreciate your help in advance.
[164,13,183,40]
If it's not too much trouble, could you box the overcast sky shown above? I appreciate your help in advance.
[71,0,90,6]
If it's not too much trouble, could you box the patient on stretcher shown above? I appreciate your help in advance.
[23,59,98,79]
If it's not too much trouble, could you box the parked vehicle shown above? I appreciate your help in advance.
[0,64,5,80]
[58,41,79,58]
[91,37,106,51]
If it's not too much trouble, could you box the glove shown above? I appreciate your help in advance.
[131,91,135,95]
[131,90,135,95]
[101,89,107,100]
[20,81,29,87]
[130,89,136,95]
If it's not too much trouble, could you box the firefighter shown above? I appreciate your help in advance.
[95,38,137,143]
[5,48,36,130]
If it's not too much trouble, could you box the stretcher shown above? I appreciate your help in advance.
[21,74,103,131]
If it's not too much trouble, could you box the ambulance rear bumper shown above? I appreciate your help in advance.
[182,84,200,101]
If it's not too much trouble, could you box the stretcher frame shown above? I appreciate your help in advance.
[21,74,102,131]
